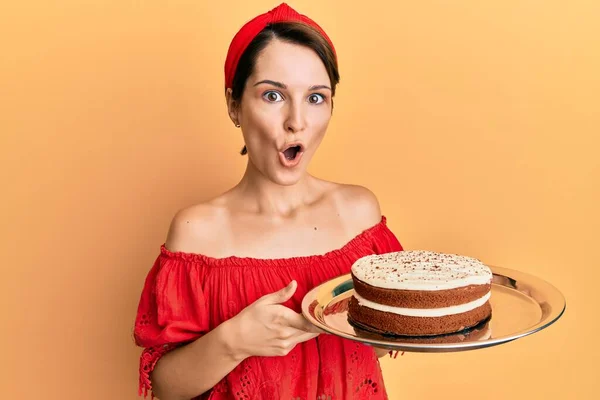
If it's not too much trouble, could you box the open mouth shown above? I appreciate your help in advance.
[283,145,302,160]
[279,143,305,167]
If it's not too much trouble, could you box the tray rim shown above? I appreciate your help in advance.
[301,265,566,352]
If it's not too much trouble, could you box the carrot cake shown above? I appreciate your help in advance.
[347,250,493,336]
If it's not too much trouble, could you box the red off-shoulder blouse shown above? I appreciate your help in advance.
[134,216,403,399]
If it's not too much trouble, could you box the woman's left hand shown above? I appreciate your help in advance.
[372,346,391,358]
[372,346,403,358]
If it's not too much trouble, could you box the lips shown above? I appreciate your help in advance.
[279,142,305,168]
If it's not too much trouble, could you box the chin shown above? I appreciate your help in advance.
[270,170,305,186]
[249,155,310,186]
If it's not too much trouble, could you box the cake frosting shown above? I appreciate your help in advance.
[350,250,492,291]
[353,291,491,317]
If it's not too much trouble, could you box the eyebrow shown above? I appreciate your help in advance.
[253,80,332,91]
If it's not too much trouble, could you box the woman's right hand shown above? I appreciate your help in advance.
[228,280,322,359]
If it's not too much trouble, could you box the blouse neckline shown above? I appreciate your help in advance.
[159,216,389,267]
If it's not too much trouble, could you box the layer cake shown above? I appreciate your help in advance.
[347,250,493,337]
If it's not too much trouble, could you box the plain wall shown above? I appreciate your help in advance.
[1,0,598,399]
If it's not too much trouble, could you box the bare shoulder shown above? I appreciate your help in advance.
[164,201,229,254]
[329,183,382,230]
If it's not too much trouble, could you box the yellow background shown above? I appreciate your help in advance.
[2,0,598,399]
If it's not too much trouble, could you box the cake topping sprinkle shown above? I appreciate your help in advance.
[351,250,492,291]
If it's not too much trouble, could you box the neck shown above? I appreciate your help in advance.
[235,159,317,217]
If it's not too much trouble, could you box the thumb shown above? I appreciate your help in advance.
[265,280,297,304]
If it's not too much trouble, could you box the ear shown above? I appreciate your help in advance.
[225,88,240,127]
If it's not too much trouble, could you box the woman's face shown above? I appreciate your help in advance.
[231,39,333,186]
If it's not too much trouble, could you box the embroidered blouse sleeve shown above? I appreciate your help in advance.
[133,254,209,398]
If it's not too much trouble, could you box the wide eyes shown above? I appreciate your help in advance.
[262,91,325,105]
[264,91,283,102]
[308,94,325,104]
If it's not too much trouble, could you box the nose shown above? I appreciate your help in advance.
[284,100,306,133]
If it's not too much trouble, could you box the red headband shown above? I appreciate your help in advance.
[224,2,337,89]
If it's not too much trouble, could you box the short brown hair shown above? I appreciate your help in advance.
[229,21,340,155]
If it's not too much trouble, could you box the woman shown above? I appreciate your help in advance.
[134,3,403,399]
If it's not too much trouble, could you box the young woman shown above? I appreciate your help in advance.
[134,3,403,399]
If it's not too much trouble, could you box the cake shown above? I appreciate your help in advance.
[347,250,493,337]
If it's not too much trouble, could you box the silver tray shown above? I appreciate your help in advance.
[301,266,566,353]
